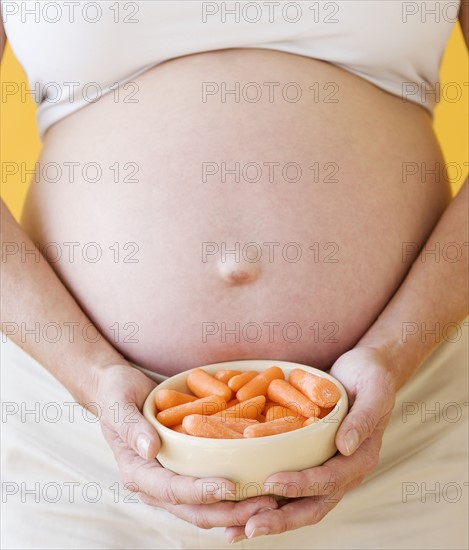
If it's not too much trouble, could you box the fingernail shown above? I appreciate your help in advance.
[230,534,247,544]
[344,429,359,455]
[136,434,150,459]
[257,507,274,514]
[248,527,269,539]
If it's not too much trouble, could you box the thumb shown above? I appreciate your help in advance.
[115,401,162,460]
[335,386,391,457]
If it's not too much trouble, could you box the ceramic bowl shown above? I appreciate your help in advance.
[143,359,348,500]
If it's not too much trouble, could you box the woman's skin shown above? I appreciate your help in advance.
[1,4,468,543]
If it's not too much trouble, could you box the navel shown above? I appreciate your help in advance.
[217,256,261,286]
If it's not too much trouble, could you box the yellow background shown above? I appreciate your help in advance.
[1,26,468,221]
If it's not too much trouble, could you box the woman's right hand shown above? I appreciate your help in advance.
[0,197,277,530]
[95,363,278,529]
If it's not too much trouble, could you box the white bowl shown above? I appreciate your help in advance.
[143,360,348,500]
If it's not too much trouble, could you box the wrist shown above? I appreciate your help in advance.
[70,350,130,407]
[357,329,425,391]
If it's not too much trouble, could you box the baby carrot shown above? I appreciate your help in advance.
[265,405,305,422]
[228,371,258,392]
[225,398,239,409]
[289,369,340,408]
[213,395,266,420]
[267,379,320,418]
[319,406,334,419]
[214,370,242,384]
[154,389,197,411]
[236,366,284,402]
[265,405,286,421]
[182,414,242,439]
[262,401,278,414]
[203,415,259,434]
[187,368,232,401]
[156,395,225,427]
[244,416,304,438]
[172,423,188,434]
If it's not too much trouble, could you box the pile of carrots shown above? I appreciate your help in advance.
[154,366,341,439]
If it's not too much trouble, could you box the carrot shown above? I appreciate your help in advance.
[267,379,320,418]
[156,395,225,427]
[187,368,232,401]
[236,366,284,402]
[214,369,242,384]
[303,417,320,427]
[182,414,242,439]
[244,416,304,438]
[172,423,188,434]
[265,405,286,421]
[225,398,239,409]
[262,401,278,414]
[228,371,258,392]
[289,369,340,408]
[154,389,197,411]
[319,406,334,419]
[265,405,305,422]
[213,395,266,420]
[203,415,259,434]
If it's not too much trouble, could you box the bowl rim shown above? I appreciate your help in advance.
[143,359,348,443]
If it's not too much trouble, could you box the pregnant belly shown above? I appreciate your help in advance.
[22,49,451,375]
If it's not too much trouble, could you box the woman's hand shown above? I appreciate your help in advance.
[95,364,278,529]
[224,346,397,543]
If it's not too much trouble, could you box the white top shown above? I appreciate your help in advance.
[2,0,460,139]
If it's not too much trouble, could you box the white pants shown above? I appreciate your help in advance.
[1,326,468,550]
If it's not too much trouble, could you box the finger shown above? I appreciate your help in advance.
[112,401,162,460]
[225,526,246,544]
[224,505,273,544]
[335,378,395,456]
[111,437,237,504]
[264,418,386,498]
[161,495,279,530]
[242,480,360,538]
[97,365,160,461]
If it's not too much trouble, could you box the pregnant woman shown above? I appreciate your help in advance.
[1,1,468,548]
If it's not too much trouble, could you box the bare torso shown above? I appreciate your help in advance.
[21,49,451,375]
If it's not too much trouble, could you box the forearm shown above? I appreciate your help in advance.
[0,200,128,404]
[358,179,468,389]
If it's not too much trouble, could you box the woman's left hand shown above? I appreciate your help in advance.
[225,346,398,543]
